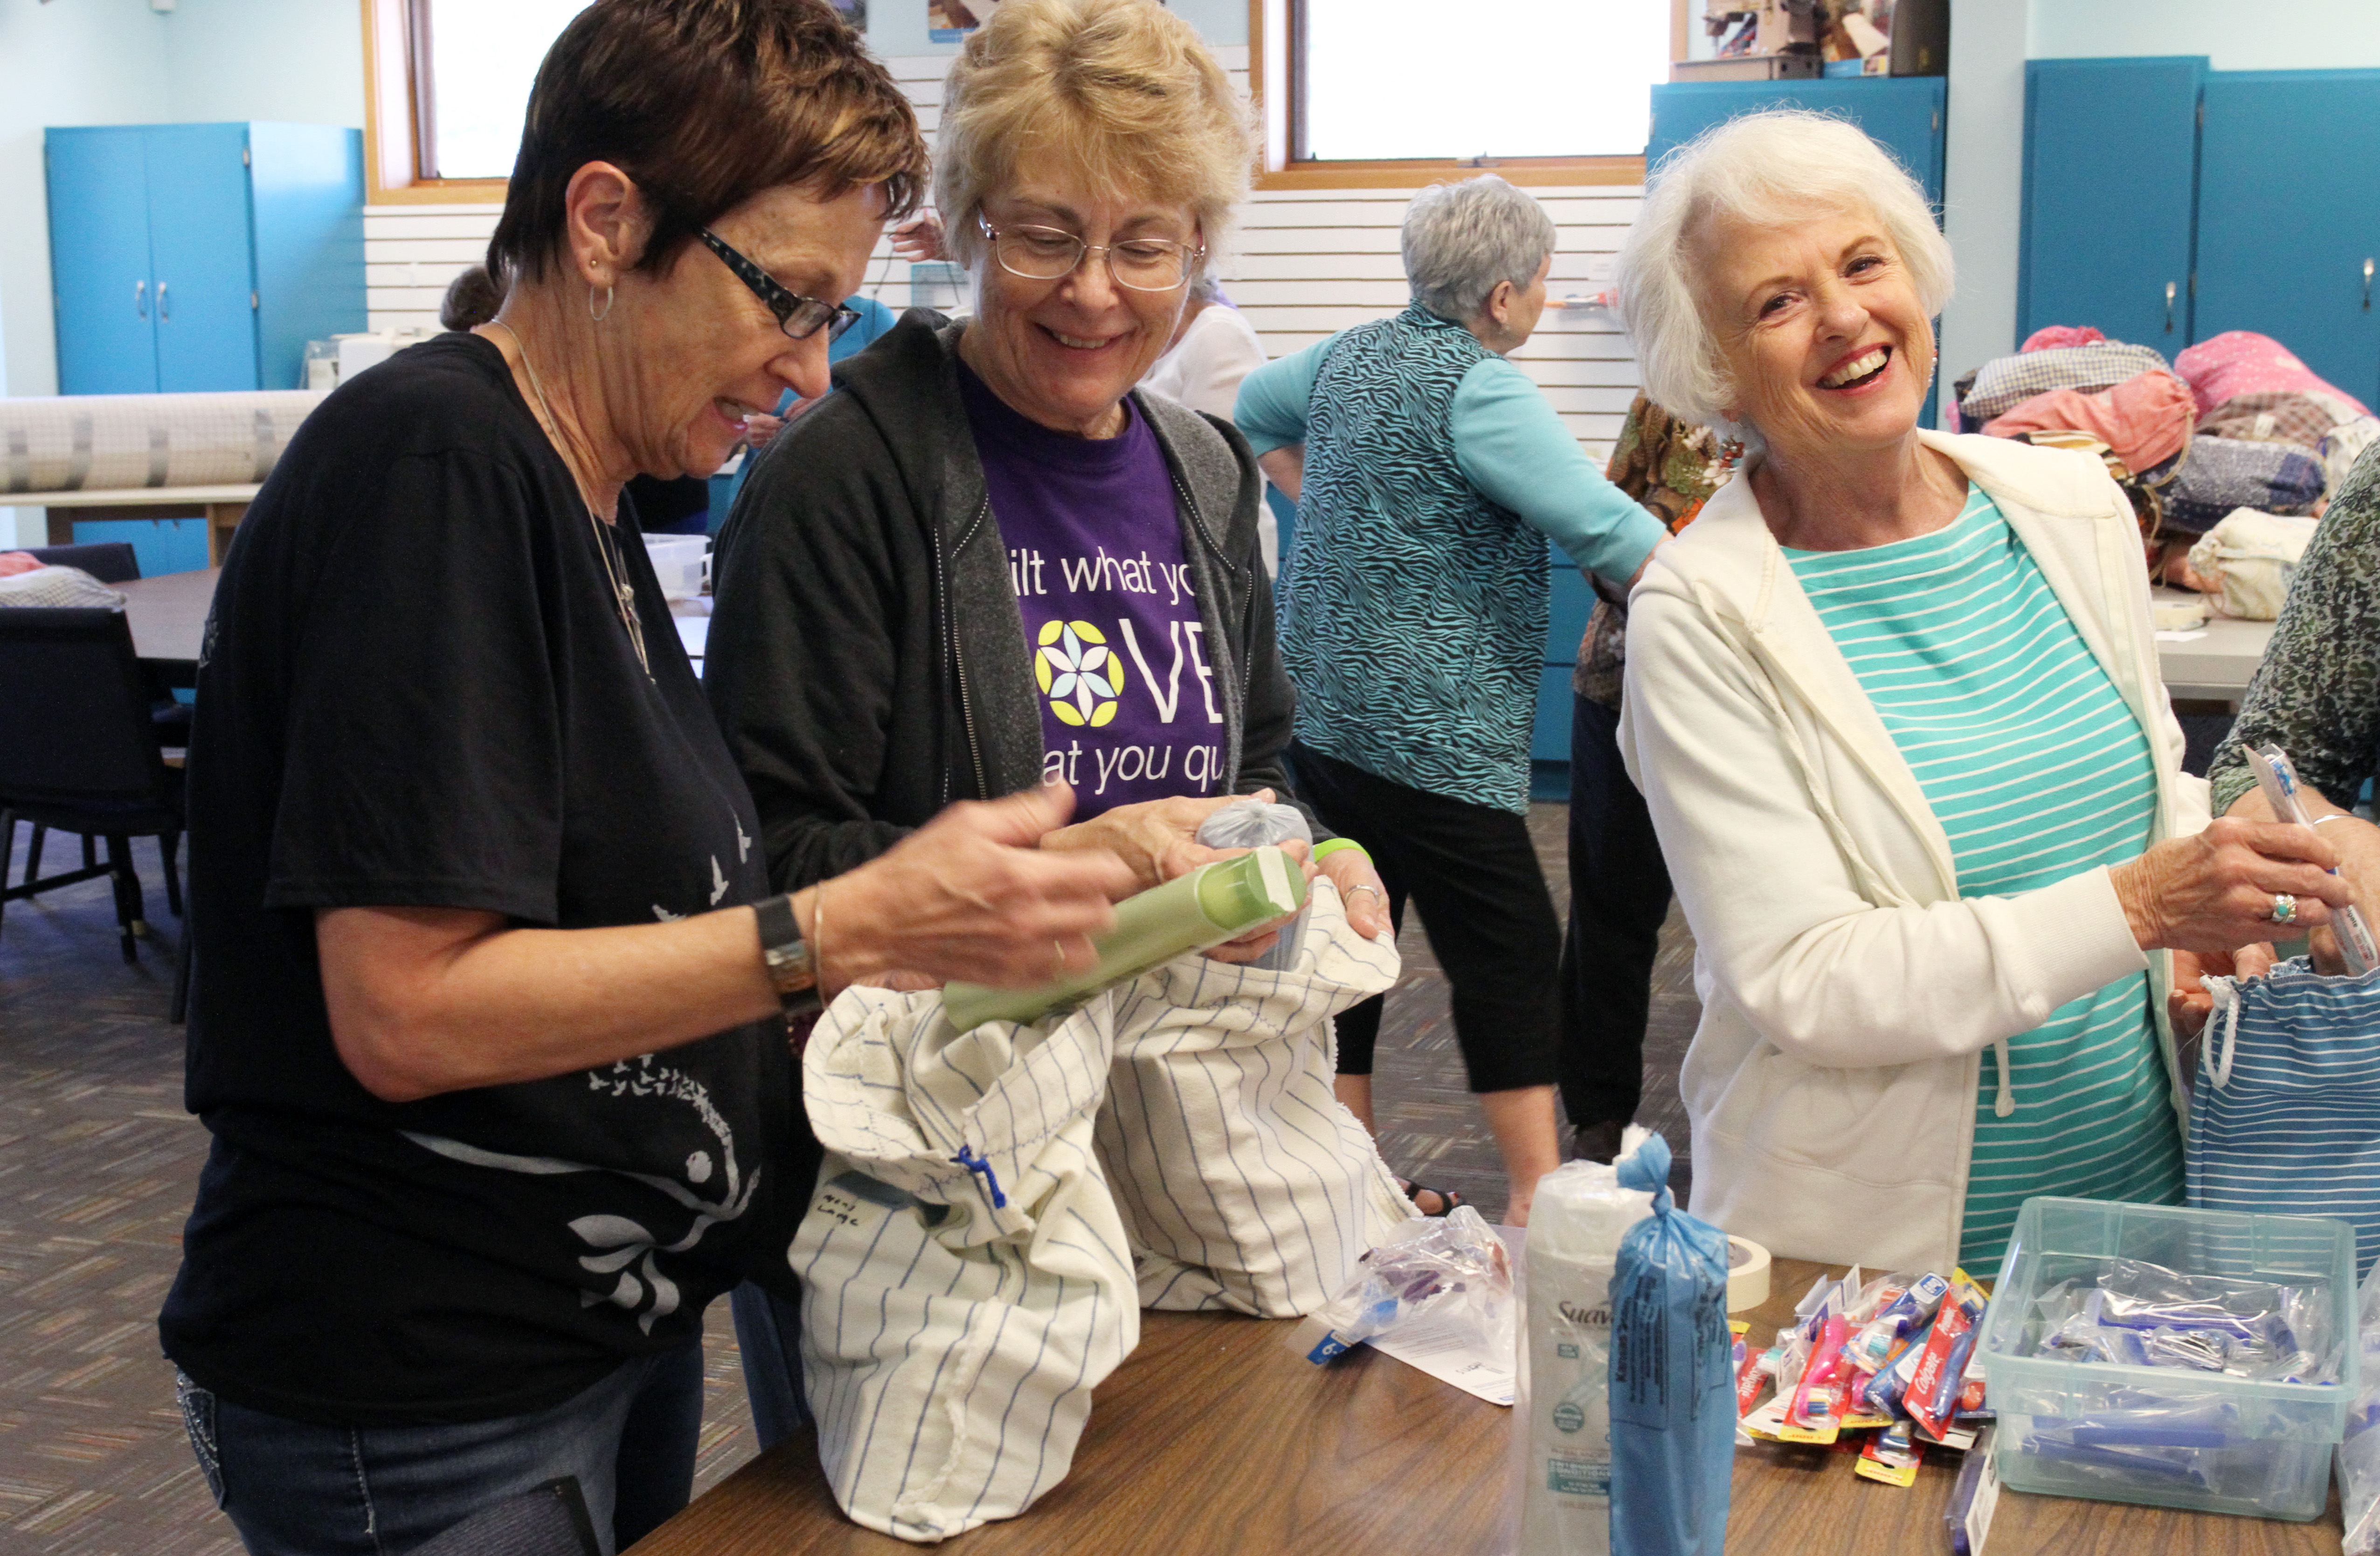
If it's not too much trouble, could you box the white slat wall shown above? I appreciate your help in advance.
[364,45,1646,458]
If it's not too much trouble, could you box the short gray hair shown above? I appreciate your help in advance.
[1402,176,1557,324]
[1615,109,1953,429]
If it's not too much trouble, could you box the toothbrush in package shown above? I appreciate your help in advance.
[2245,744,2378,975]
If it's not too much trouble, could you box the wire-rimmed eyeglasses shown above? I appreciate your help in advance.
[977,218,1205,292]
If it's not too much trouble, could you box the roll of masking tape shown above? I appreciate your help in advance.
[1726,1235,1772,1313]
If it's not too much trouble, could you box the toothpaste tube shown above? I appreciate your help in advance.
[1906,1299,1981,1441]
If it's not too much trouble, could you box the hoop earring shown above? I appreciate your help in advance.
[588,284,615,323]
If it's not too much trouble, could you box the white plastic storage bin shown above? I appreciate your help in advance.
[1978,1197,2357,1521]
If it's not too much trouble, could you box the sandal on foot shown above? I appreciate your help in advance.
[1395,1176,1464,1217]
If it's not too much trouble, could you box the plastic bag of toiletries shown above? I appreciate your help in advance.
[1193,798,1313,972]
[2030,1261,2332,1383]
[1287,1204,1513,1362]
[1511,1128,1657,1556]
[1608,1131,1734,1556]
[2336,1255,2380,1553]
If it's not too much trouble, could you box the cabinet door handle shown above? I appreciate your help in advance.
[135,279,147,320]
[2165,280,2177,333]
[158,282,169,322]
[2365,258,2374,313]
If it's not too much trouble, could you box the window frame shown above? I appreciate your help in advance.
[361,0,513,203]
[1249,0,1688,190]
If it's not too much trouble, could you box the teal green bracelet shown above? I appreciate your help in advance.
[1311,838,1372,866]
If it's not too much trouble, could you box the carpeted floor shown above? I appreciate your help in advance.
[0,806,1701,1554]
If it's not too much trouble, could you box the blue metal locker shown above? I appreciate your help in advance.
[145,124,262,392]
[2020,58,2205,350]
[45,128,157,395]
[2197,71,2380,410]
[47,123,363,395]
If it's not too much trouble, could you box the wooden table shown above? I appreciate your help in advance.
[115,566,219,668]
[29,482,259,565]
[629,1256,2345,1555]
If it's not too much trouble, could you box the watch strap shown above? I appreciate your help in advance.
[754,893,822,1014]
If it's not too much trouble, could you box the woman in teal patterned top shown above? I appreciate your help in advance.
[1609,110,2349,1273]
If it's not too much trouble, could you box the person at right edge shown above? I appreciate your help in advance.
[1559,396,1738,1166]
[1234,175,1668,1227]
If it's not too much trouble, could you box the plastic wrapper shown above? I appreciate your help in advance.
[1512,1128,1657,1556]
[2338,1254,2380,1553]
[1608,1132,1733,1556]
[1194,799,1313,971]
[1287,1204,1511,1364]
[2030,1258,2334,1385]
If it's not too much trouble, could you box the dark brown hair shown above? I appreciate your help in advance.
[439,264,502,330]
[487,0,928,292]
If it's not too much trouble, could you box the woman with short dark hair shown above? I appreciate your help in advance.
[161,4,1132,1551]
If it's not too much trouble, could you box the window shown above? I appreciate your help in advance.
[1253,0,1687,188]
[412,0,593,180]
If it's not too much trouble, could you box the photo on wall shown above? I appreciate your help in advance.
[927,0,994,41]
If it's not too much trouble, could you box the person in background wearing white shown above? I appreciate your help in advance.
[1142,275,1279,571]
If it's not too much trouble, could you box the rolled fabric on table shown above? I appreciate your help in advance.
[2195,389,2363,452]
[1981,369,2195,472]
[1959,341,2179,424]
[0,391,328,495]
[2176,330,2373,420]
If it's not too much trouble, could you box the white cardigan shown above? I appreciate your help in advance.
[1616,431,2209,1272]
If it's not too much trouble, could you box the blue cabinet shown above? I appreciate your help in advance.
[2196,71,2380,411]
[2019,58,2204,350]
[46,122,364,394]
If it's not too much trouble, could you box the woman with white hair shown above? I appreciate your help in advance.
[1613,109,2346,1272]
[1235,175,1667,1224]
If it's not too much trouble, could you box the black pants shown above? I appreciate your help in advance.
[1291,742,1560,1094]
[1556,694,1673,1129]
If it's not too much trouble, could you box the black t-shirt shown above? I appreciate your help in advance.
[161,333,806,1427]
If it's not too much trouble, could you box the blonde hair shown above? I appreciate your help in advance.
[935,0,1255,273]
[1616,108,1953,430]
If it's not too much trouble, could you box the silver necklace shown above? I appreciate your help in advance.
[487,320,652,681]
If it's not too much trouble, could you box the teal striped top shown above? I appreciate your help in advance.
[1786,485,2181,1271]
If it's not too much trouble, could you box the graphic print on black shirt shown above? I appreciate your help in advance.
[165,333,799,1426]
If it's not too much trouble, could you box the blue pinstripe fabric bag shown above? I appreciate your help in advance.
[2192,959,2380,1278]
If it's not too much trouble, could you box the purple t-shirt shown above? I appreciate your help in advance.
[959,361,1225,820]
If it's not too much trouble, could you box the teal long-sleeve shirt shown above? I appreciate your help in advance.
[1234,333,1666,587]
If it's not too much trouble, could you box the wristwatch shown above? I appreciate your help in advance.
[754,893,823,1015]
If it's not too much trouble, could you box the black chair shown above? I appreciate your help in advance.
[21,542,141,584]
[0,607,189,1020]
[406,1478,601,1556]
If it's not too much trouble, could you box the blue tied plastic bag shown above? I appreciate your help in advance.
[1609,1132,1734,1556]
[2193,957,2380,1279]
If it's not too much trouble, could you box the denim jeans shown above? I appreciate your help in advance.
[175,1337,705,1556]
[727,1281,812,1450]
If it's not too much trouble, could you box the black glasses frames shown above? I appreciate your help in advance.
[696,228,861,343]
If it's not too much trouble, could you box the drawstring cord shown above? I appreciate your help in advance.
[951,1145,1008,1209]
[1990,1039,2016,1118]
[2207,979,2242,1091]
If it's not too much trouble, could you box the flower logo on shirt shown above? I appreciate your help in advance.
[1036,618,1126,728]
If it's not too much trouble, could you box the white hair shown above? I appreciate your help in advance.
[1402,176,1558,324]
[1615,108,1953,430]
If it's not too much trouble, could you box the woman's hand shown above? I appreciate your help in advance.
[1318,845,1391,942]
[891,212,948,264]
[2110,817,2351,954]
[2166,944,2276,1042]
[823,782,1137,992]
[1039,790,1264,892]
[2223,789,2380,974]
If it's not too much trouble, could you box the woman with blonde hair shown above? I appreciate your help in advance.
[1613,109,2345,1272]
[706,0,1393,1442]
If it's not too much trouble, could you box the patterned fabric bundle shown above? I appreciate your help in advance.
[1959,341,2179,423]
[2193,959,2380,1279]
[2195,389,2362,452]
[794,986,1139,1543]
[2329,420,2380,495]
[2166,435,2328,532]
[1575,393,1741,708]
[1981,368,2196,471]
[2177,330,2373,419]
[1096,879,1413,1316]
[2020,324,2107,352]
[0,565,125,609]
